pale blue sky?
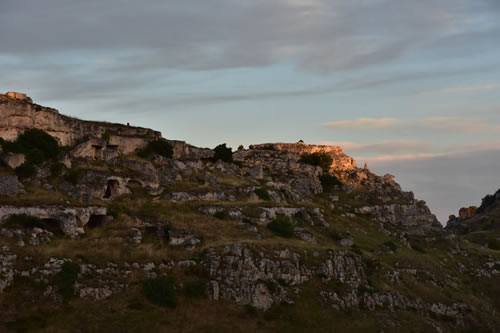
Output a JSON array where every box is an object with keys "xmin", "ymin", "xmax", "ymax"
[{"xmin": 2, "ymin": 0, "xmax": 500, "ymax": 221}]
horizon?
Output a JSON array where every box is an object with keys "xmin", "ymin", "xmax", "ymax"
[{"xmin": 3, "ymin": 0, "xmax": 500, "ymax": 223}]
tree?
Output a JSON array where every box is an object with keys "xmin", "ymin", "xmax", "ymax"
[{"xmin": 213, "ymin": 144, "xmax": 233, "ymax": 163}]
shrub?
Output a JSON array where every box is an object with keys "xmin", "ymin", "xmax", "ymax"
[
  {"xmin": 383, "ymin": 241, "xmax": 397, "ymax": 252},
  {"xmin": 15, "ymin": 163, "xmax": 36, "ymax": 178},
  {"xmin": 238, "ymin": 145, "xmax": 244, "ymax": 151},
  {"xmin": 54, "ymin": 261, "xmax": 80, "ymax": 301},
  {"xmin": 0, "ymin": 129, "xmax": 59, "ymax": 165},
  {"xmin": 138, "ymin": 140, "xmax": 173, "ymax": 159},
  {"xmin": 319, "ymin": 174, "xmax": 342, "ymax": 192},
  {"xmin": 213, "ymin": 143, "xmax": 233, "ymax": 163},
  {"xmin": 267, "ymin": 216, "xmax": 294, "ymax": 238},
  {"xmin": 255, "ymin": 188, "xmax": 271, "ymax": 201},
  {"xmin": 50, "ymin": 163, "xmax": 65, "ymax": 177},
  {"xmin": 299, "ymin": 152, "xmax": 333, "ymax": 172},
  {"xmin": 3, "ymin": 214, "xmax": 45, "ymax": 229},
  {"xmin": 143, "ymin": 276, "xmax": 177, "ymax": 308},
  {"xmin": 26, "ymin": 149, "xmax": 45, "ymax": 165},
  {"xmin": 17, "ymin": 129, "xmax": 59, "ymax": 161},
  {"xmin": 64, "ymin": 168, "xmax": 83, "ymax": 185},
  {"xmin": 488, "ymin": 239, "xmax": 500, "ymax": 250},
  {"xmin": 183, "ymin": 280, "xmax": 206, "ymax": 298}
]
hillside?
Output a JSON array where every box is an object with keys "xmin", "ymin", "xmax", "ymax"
[{"xmin": 0, "ymin": 92, "xmax": 499, "ymax": 333}]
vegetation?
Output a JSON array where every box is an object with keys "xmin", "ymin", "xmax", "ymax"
[
  {"xmin": 319, "ymin": 174, "xmax": 343, "ymax": 192},
  {"xmin": 0, "ymin": 129, "xmax": 59, "ymax": 163},
  {"xmin": 488, "ymin": 239, "xmax": 500, "ymax": 250},
  {"xmin": 64, "ymin": 168, "xmax": 83, "ymax": 185},
  {"xmin": 299, "ymin": 152, "xmax": 333, "ymax": 172},
  {"xmin": 138, "ymin": 139, "xmax": 173, "ymax": 159},
  {"xmin": 143, "ymin": 276, "xmax": 177, "ymax": 308},
  {"xmin": 3, "ymin": 214, "xmax": 45, "ymax": 229},
  {"xmin": 255, "ymin": 188, "xmax": 271, "ymax": 201},
  {"xmin": 54, "ymin": 261, "xmax": 81, "ymax": 301},
  {"xmin": 213, "ymin": 143, "xmax": 233, "ymax": 163},
  {"xmin": 267, "ymin": 216, "xmax": 295, "ymax": 238},
  {"xmin": 183, "ymin": 280, "xmax": 207, "ymax": 298},
  {"xmin": 15, "ymin": 163, "xmax": 36, "ymax": 178}
]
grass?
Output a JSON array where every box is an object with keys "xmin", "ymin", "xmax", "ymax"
[{"xmin": 143, "ymin": 275, "xmax": 177, "ymax": 308}]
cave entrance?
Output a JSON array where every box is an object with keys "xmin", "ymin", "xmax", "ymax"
[
  {"xmin": 41, "ymin": 218, "xmax": 65, "ymax": 236},
  {"xmin": 103, "ymin": 179, "xmax": 120, "ymax": 199},
  {"xmin": 86, "ymin": 214, "xmax": 107, "ymax": 230}
]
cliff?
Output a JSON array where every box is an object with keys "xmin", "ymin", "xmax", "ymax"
[
  {"xmin": 0, "ymin": 93, "xmax": 161, "ymax": 155},
  {"xmin": 0, "ymin": 95, "xmax": 499, "ymax": 333}
]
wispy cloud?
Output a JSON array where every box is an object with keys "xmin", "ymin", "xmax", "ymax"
[
  {"xmin": 323, "ymin": 117, "xmax": 500, "ymax": 133},
  {"xmin": 323, "ymin": 118, "xmax": 400, "ymax": 129},
  {"xmin": 319, "ymin": 140, "xmax": 432, "ymax": 154},
  {"xmin": 416, "ymin": 83, "xmax": 500, "ymax": 96}
]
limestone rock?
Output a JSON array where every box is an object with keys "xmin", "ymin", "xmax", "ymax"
[
  {"xmin": 0, "ymin": 205, "xmax": 108, "ymax": 238},
  {"xmin": 0, "ymin": 93, "xmax": 160, "ymax": 153},
  {"xmin": 163, "ymin": 191, "xmax": 236, "ymax": 202},
  {"xmin": 5, "ymin": 92, "xmax": 32, "ymax": 103},
  {"xmin": 249, "ymin": 165, "xmax": 264, "ymax": 179},
  {"xmin": 0, "ymin": 246, "xmax": 16, "ymax": 292},
  {"xmin": 2, "ymin": 152, "xmax": 26, "ymax": 169},
  {"xmin": 167, "ymin": 230, "xmax": 200, "ymax": 249},
  {"xmin": 0, "ymin": 175, "xmax": 25, "ymax": 196}
]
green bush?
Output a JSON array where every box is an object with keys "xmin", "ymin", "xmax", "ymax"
[
  {"xmin": 213, "ymin": 144, "xmax": 233, "ymax": 163},
  {"xmin": 183, "ymin": 280, "xmax": 206, "ymax": 298},
  {"xmin": 0, "ymin": 129, "xmax": 59, "ymax": 165},
  {"xmin": 255, "ymin": 188, "xmax": 271, "ymax": 201},
  {"xmin": 267, "ymin": 216, "xmax": 294, "ymax": 238},
  {"xmin": 319, "ymin": 174, "xmax": 342, "ymax": 192},
  {"xmin": 143, "ymin": 276, "xmax": 177, "ymax": 308},
  {"xmin": 138, "ymin": 140, "xmax": 173, "ymax": 159},
  {"xmin": 54, "ymin": 261, "xmax": 80, "ymax": 301},
  {"xmin": 299, "ymin": 152, "xmax": 333, "ymax": 172},
  {"xmin": 3, "ymin": 214, "xmax": 45, "ymax": 229},
  {"xmin": 15, "ymin": 163, "xmax": 36, "ymax": 178}
]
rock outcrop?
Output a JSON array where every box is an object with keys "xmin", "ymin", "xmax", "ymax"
[
  {"xmin": 247, "ymin": 142, "xmax": 357, "ymax": 172},
  {"xmin": 0, "ymin": 206, "xmax": 108, "ymax": 238},
  {"xmin": 0, "ymin": 93, "xmax": 161, "ymax": 155}
]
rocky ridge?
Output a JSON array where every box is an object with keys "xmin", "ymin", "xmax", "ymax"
[{"xmin": 0, "ymin": 93, "xmax": 499, "ymax": 332}]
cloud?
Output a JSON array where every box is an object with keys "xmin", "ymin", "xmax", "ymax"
[
  {"xmin": 324, "ymin": 117, "xmax": 500, "ymax": 133},
  {"xmin": 367, "ymin": 147, "xmax": 500, "ymax": 223},
  {"xmin": 319, "ymin": 140, "xmax": 432, "ymax": 155},
  {"xmin": 323, "ymin": 118, "xmax": 400, "ymax": 129},
  {"xmin": 416, "ymin": 83, "xmax": 500, "ymax": 96}
]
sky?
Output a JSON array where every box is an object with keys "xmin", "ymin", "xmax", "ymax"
[{"xmin": 2, "ymin": 0, "xmax": 500, "ymax": 222}]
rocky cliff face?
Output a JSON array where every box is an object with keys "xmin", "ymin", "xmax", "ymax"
[
  {"xmin": 248, "ymin": 142, "xmax": 357, "ymax": 171},
  {"xmin": 0, "ymin": 92, "xmax": 161, "ymax": 155},
  {"xmin": 447, "ymin": 189, "xmax": 500, "ymax": 235},
  {"xmin": 0, "ymin": 97, "xmax": 499, "ymax": 332}
]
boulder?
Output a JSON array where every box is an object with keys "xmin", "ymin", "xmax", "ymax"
[{"xmin": 458, "ymin": 206, "xmax": 478, "ymax": 219}]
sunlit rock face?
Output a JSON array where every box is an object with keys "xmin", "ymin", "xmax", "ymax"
[
  {"xmin": 248, "ymin": 142, "xmax": 357, "ymax": 172},
  {"xmin": 0, "ymin": 93, "xmax": 161, "ymax": 155},
  {"xmin": 5, "ymin": 92, "xmax": 33, "ymax": 103}
]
